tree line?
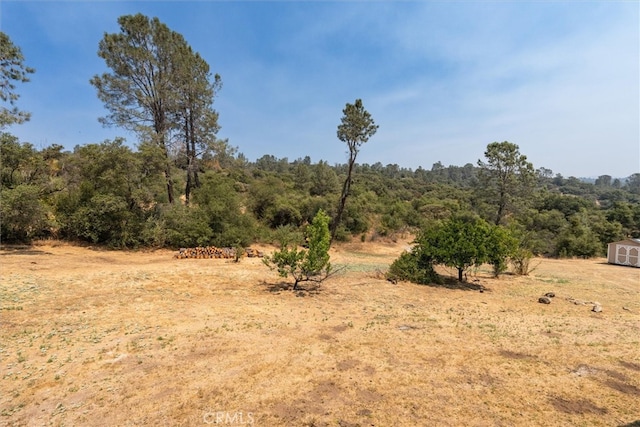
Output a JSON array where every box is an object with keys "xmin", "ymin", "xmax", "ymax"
[{"xmin": 2, "ymin": 16, "xmax": 639, "ymax": 270}]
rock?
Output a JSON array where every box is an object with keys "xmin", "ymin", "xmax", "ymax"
[
  {"xmin": 545, "ymin": 292, "xmax": 555, "ymax": 298},
  {"xmin": 592, "ymin": 303, "xmax": 602, "ymax": 313},
  {"xmin": 538, "ymin": 296, "xmax": 551, "ymax": 304}
]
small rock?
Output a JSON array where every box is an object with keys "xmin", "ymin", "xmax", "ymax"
[
  {"xmin": 592, "ymin": 303, "xmax": 602, "ymax": 313},
  {"xmin": 538, "ymin": 296, "xmax": 551, "ymax": 304},
  {"xmin": 545, "ymin": 292, "xmax": 555, "ymax": 298}
]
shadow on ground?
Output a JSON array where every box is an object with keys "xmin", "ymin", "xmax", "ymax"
[
  {"xmin": 0, "ymin": 246, "xmax": 53, "ymax": 256},
  {"xmin": 416, "ymin": 277, "xmax": 487, "ymax": 292},
  {"xmin": 261, "ymin": 280, "xmax": 322, "ymax": 295}
]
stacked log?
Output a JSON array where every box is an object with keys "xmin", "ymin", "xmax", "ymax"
[{"xmin": 174, "ymin": 246, "xmax": 264, "ymax": 259}]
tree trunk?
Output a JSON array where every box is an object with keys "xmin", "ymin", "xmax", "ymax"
[
  {"xmin": 185, "ymin": 164, "xmax": 192, "ymax": 205},
  {"xmin": 331, "ymin": 158, "xmax": 355, "ymax": 243},
  {"xmin": 164, "ymin": 165, "xmax": 174, "ymax": 204},
  {"xmin": 458, "ymin": 268, "xmax": 464, "ymax": 282},
  {"xmin": 495, "ymin": 189, "xmax": 506, "ymax": 225}
]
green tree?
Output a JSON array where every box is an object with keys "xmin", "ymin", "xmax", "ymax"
[
  {"xmin": 310, "ymin": 160, "xmax": 339, "ymax": 197},
  {"xmin": 486, "ymin": 225, "xmax": 519, "ymax": 277},
  {"xmin": 1, "ymin": 134, "xmax": 43, "ymax": 188},
  {"xmin": 397, "ymin": 214, "xmax": 502, "ymax": 283},
  {"xmin": 0, "ymin": 184, "xmax": 49, "ymax": 242},
  {"xmin": 0, "ymin": 32, "xmax": 35, "ymax": 128},
  {"xmin": 388, "ymin": 241, "xmax": 440, "ymax": 285},
  {"xmin": 91, "ymin": 14, "xmax": 218, "ymax": 204},
  {"xmin": 477, "ymin": 141, "xmax": 535, "ymax": 225},
  {"xmin": 332, "ymin": 99, "xmax": 378, "ymax": 242},
  {"xmin": 430, "ymin": 215, "xmax": 493, "ymax": 281},
  {"xmin": 161, "ymin": 204, "xmax": 213, "ymax": 248},
  {"xmin": 172, "ymin": 45, "xmax": 223, "ymax": 204},
  {"xmin": 263, "ymin": 209, "xmax": 332, "ymax": 290},
  {"xmin": 595, "ymin": 175, "xmax": 612, "ymax": 187},
  {"xmin": 56, "ymin": 139, "xmax": 147, "ymax": 247},
  {"xmin": 292, "ymin": 161, "xmax": 312, "ymax": 192},
  {"xmin": 555, "ymin": 209, "xmax": 602, "ymax": 258},
  {"xmin": 626, "ymin": 173, "xmax": 640, "ymax": 195},
  {"xmin": 192, "ymin": 172, "xmax": 256, "ymax": 247}
]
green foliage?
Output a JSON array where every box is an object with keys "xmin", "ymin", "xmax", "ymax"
[
  {"xmin": 302, "ymin": 209, "xmax": 331, "ymax": 275},
  {"xmin": 161, "ymin": 204, "xmax": 213, "ymax": 248},
  {"xmin": 555, "ymin": 210, "xmax": 603, "ymax": 258},
  {"xmin": 486, "ymin": 225, "xmax": 519, "ymax": 277},
  {"xmin": 0, "ymin": 185, "xmax": 49, "ymax": 242},
  {"xmin": 0, "ymin": 113, "xmax": 633, "ymax": 258},
  {"xmin": 0, "ymin": 32, "xmax": 35, "ymax": 128},
  {"xmin": 91, "ymin": 13, "xmax": 219, "ymax": 204},
  {"xmin": 391, "ymin": 215, "xmax": 517, "ymax": 283},
  {"xmin": 626, "ymin": 173, "xmax": 640, "ymax": 195},
  {"xmin": 336, "ymin": 99, "xmax": 379, "ymax": 151},
  {"xmin": 333, "ymin": 98, "xmax": 378, "ymax": 241},
  {"xmin": 192, "ymin": 172, "xmax": 256, "ymax": 247},
  {"xmin": 66, "ymin": 193, "xmax": 142, "ymax": 248},
  {"xmin": 339, "ymin": 199, "xmax": 370, "ymax": 236},
  {"xmin": 310, "ymin": 161, "xmax": 339, "ymax": 197},
  {"xmin": 477, "ymin": 141, "xmax": 535, "ymax": 225},
  {"xmin": 388, "ymin": 249, "xmax": 440, "ymax": 285},
  {"xmin": 379, "ymin": 201, "xmax": 410, "ymax": 236},
  {"xmin": 263, "ymin": 210, "xmax": 332, "ymax": 289},
  {"xmin": 52, "ymin": 139, "xmax": 151, "ymax": 248},
  {"xmin": 426, "ymin": 214, "xmax": 493, "ymax": 281},
  {"xmin": 510, "ymin": 248, "xmax": 536, "ymax": 276}
]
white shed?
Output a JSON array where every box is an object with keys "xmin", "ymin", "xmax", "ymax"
[{"xmin": 607, "ymin": 239, "xmax": 640, "ymax": 268}]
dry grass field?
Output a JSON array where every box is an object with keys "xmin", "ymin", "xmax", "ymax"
[{"xmin": 1, "ymin": 239, "xmax": 639, "ymax": 426}]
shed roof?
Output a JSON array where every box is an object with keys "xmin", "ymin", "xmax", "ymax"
[{"xmin": 609, "ymin": 238, "xmax": 640, "ymax": 246}]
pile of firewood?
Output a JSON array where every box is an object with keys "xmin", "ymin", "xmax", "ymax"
[{"xmin": 174, "ymin": 246, "xmax": 264, "ymax": 259}]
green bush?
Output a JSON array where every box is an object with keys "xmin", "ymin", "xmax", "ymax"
[
  {"xmin": 162, "ymin": 204, "xmax": 213, "ymax": 248},
  {"xmin": 263, "ymin": 209, "xmax": 332, "ymax": 290},
  {"xmin": 0, "ymin": 185, "xmax": 50, "ymax": 242},
  {"xmin": 388, "ymin": 250, "xmax": 439, "ymax": 285},
  {"xmin": 66, "ymin": 194, "xmax": 142, "ymax": 248}
]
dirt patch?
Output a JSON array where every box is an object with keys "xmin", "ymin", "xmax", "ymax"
[
  {"xmin": 620, "ymin": 361, "xmax": 640, "ymax": 372},
  {"xmin": 571, "ymin": 364, "xmax": 600, "ymax": 377},
  {"xmin": 603, "ymin": 379, "xmax": 640, "ymax": 396},
  {"xmin": 336, "ymin": 358, "xmax": 361, "ymax": 371},
  {"xmin": 500, "ymin": 350, "xmax": 538, "ymax": 360},
  {"xmin": 550, "ymin": 396, "xmax": 608, "ymax": 415}
]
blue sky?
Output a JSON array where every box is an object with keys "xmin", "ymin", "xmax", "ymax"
[{"xmin": 2, "ymin": 1, "xmax": 639, "ymax": 178}]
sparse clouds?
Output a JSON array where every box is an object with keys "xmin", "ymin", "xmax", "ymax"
[{"xmin": 2, "ymin": 1, "xmax": 638, "ymax": 176}]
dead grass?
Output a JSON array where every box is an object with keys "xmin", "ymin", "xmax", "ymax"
[{"xmin": 1, "ymin": 239, "xmax": 639, "ymax": 426}]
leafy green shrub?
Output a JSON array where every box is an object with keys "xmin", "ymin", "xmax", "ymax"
[
  {"xmin": 390, "ymin": 214, "xmax": 517, "ymax": 283},
  {"xmin": 486, "ymin": 225, "xmax": 519, "ymax": 277},
  {"xmin": 387, "ymin": 249, "xmax": 439, "ymax": 285},
  {"xmin": 263, "ymin": 209, "xmax": 332, "ymax": 290},
  {"xmin": 510, "ymin": 247, "xmax": 536, "ymax": 276},
  {"xmin": 193, "ymin": 172, "xmax": 256, "ymax": 247},
  {"xmin": 162, "ymin": 204, "xmax": 213, "ymax": 248},
  {"xmin": 0, "ymin": 184, "xmax": 50, "ymax": 242},
  {"xmin": 66, "ymin": 194, "xmax": 142, "ymax": 248}
]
